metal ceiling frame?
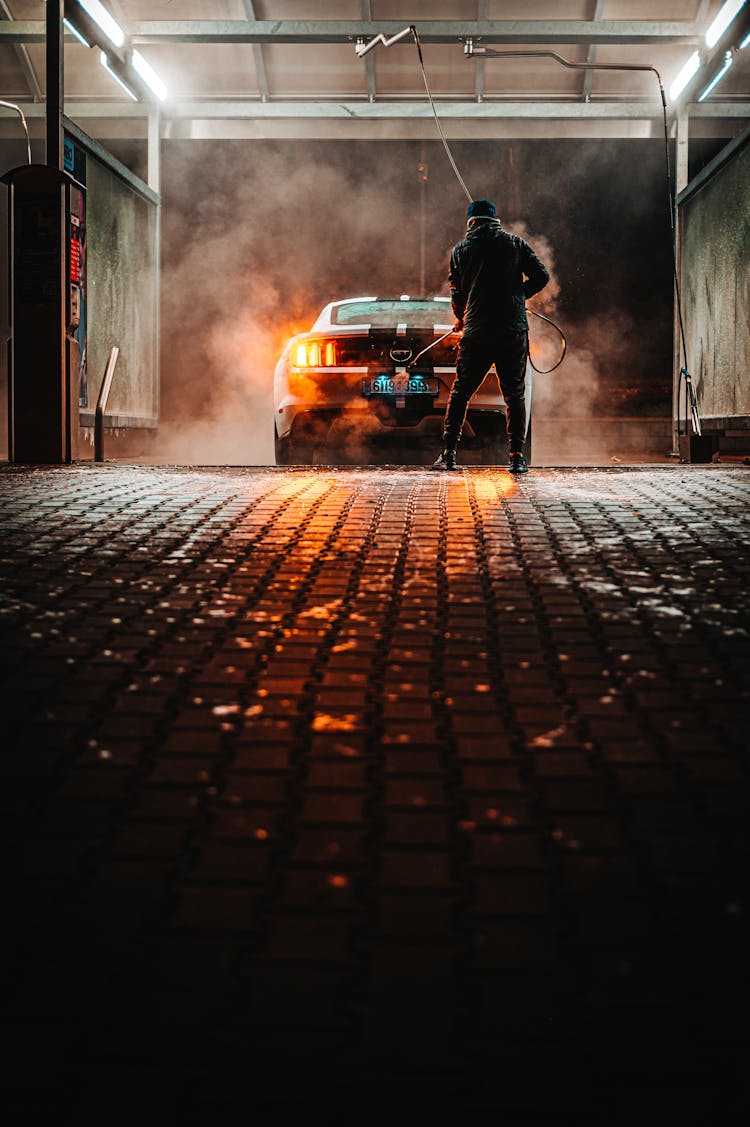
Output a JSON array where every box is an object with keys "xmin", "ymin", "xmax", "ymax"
[
  {"xmin": 0, "ymin": 18, "xmax": 704, "ymax": 47},
  {"xmin": 0, "ymin": 10, "xmax": 747, "ymax": 136},
  {"xmin": 13, "ymin": 100, "xmax": 746, "ymax": 119},
  {"xmin": 4, "ymin": 95, "xmax": 747, "ymax": 145}
]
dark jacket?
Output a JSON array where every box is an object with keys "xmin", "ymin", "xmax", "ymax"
[{"xmin": 449, "ymin": 217, "xmax": 550, "ymax": 335}]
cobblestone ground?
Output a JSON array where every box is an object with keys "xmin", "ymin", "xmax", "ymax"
[{"xmin": 1, "ymin": 464, "xmax": 749, "ymax": 1123}]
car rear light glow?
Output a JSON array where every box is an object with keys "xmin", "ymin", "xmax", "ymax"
[
  {"xmin": 292, "ymin": 342, "xmax": 309, "ymax": 366},
  {"xmin": 292, "ymin": 341, "xmax": 339, "ymax": 367}
]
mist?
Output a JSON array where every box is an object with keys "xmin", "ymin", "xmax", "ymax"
[{"xmin": 151, "ymin": 138, "xmax": 675, "ymax": 466}]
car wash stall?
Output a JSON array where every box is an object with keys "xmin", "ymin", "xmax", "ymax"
[
  {"xmin": 1, "ymin": 5, "xmax": 750, "ymax": 1125},
  {"xmin": 1, "ymin": 2, "xmax": 748, "ymax": 466}
]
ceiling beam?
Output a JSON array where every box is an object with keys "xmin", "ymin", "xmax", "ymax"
[
  {"xmin": 7, "ymin": 101, "xmax": 744, "ymax": 142},
  {"xmin": 581, "ymin": 0, "xmax": 606, "ymax": 103},
  {"xmin": 18, "ymin": 100, "xmax": 744, "ymax": 120},
  {"xmin": 0, "ymin": 19, "xmax": 702, "ymax": 46},
  {"xmin": 243, "ymin": 1, "xmax": 269, "ymax": 102},
  {"xmin": 127, "ymin": 20, "xmax": 704, "ymax": 47},
  {"xmin": 696, "ymin": 0, "xmax": 713, "ymax": 29}
]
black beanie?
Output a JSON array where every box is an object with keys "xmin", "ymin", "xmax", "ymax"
[{"xmin": 467, "ymin": 199, "xmax": 496, "ymax": 219}]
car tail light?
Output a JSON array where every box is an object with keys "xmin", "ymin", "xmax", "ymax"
[{"xmin": 291, "ymin": 340, "xmax": 339, "ymax": 367}]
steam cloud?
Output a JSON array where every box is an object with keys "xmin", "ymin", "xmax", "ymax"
[
  {"xmin": 127, "ymin": 138, "xmax": 674, "ymax": 468},
  {"xmin": 156, "ymin": 142, "xmax": 451, "ymax": 465}
]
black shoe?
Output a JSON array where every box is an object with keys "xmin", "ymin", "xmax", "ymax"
[
  {"xmin": 508, "ymin": 451, "xmax": 529, "ymax": 474},
  {"xmin": 431, "ymin": 449, "xmax": 457, "ymax": 471}
]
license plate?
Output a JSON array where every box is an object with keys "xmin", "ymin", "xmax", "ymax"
[{"xmin": 363, "ymin": 375, "xmax": 437, "ymax": 396}]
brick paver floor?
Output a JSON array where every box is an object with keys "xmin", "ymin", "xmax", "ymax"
[{"xmin": 1, "ymin": 464, "xmax": 748, "ymax": 1122}]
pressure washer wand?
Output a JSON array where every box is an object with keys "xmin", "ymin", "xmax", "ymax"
[
  {"xmin": 407, "ymin": 327, "xmax": 459, "ymax": 370},
  {"xmin": 682, "ymin": 367, "xmax": 702, "ymax": 436}
]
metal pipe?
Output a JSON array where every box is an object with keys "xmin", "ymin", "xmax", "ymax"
[
  {"xmin": 95, "ymin": 346, "xmax": 119, "ymax": 462},
  {"xmin": 464, "ymin": 42, "xmax": 665, "ymax": 85},
  {"xmin": 355, "ymin": 25, "xmax": 412, "ymax": 57}
]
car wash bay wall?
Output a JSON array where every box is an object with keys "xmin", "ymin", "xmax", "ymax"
[
  {"xmin": 79, "ymin": 137, "xmax": 159, "ymax": 436},
  {"xmin": 158, "ymin": 137, "xmax": 677, "ymax": 445},
  {"xmin": 678, "ymin": 127, "xmax": 750, "ymax": 444}
]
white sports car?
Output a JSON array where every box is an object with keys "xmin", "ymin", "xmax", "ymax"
[{"xmin": 273, "ymin": 295, "xmax": 531, "ymax": 465}]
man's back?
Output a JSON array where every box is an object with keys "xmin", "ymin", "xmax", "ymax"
[{"xmin": 449, "ymin": 218, "xmax": 549, "ymax": 335}]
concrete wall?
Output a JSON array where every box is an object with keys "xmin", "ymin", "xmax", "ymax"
[
  {"xmin": 86, "ymin": 155, "xmax": 159, "ymax": 422},
  {"xmin": 679, "ymin": 135, "xmax": 750, "ymax": 422}
]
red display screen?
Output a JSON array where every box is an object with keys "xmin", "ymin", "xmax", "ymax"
[{"xmin": 69, "ymin": 217, "xmax": 80, "ymax": 285}]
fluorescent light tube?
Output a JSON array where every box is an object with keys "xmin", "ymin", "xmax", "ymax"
[
  {"xmin": 669, "ymin": 50, "xmax": 701, "ymax": 100},
  {"xmin": 63, "ymin": 18, "xmax": 91, "ymax": 48},
  {"xmin": 740, "ymin": 28, "xmax": 750, "ymax": 48},
  {"xmin": 132, "ymin": 49, "xmax": 168, "ymax": 101},
  {"xmin": 705, "ymin": 0, "xmax": 746, "ymax": 48},
  {"xmin": 81, "ymin": 0, "xmax": 125, "ymax": 48},
  {"xmin": 100, "ymin": 51, "xmax": 137, "ymax": 101},
  {"xmin": 698, "ymin": 51, "xmax": 734, "ymax": 100}
]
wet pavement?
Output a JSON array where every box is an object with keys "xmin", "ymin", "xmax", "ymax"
[{"xmin": 2, "ymin": 463, "xmax": 749, "ymax": 1123}]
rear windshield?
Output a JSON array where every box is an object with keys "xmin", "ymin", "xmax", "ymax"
[{"xmin": 332, "ymin": 300, "xmax": 452, "ymax": 328}]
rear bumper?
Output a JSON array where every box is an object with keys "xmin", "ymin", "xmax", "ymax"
[
  {"xmin": 274, "ymin": 368, "xmax": 504, "ymax": 443},
  {"xmin": 280, "ymin": 405, "xmax": 506, "ymax": 448}
]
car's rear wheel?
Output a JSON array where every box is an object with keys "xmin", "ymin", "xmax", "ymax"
[
  {"xmin": 285, "ymin": 412, "xmax": 335, "ymax": 466},
  {"xmin": 274, "ymin": 426, "xmax": 293, "ymax": 466}
]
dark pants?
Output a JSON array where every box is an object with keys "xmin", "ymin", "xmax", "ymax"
[{"xmin": 443, "ymin": 329, "xmax": 528, "ymax": 452}]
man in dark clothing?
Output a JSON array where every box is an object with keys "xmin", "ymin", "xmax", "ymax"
[{"xmin": 432, "ymin": 198, "xmax": 550, "ymax": 474}]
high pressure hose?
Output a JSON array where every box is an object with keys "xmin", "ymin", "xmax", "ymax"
[
  {"xmin": 357, "ymin": 27, "xmax": 568, "ymax": 375},
  {"xmin": 409, "ymin": 26, "xmax": 473, "ymax": 204},
  {"xmin": 356, "ymin": 32, "xmax": 700, "ymax": 405},
  {"xmin": 526, "ymin": 308, "xmax": 567, "ymax": 373},
  {"xmin": 408, "ymin": 310, "xmax": 566, "ymax": 374},
  {"xmin": 465, "ymin": 45, "xmax": 697, "ymax": 431}
]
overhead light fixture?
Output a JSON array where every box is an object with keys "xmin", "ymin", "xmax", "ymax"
[
  {"xmin": 80, "ymin": 0, "xmax": 125, "ymax": 49},
  {"xmin": 131, "ymin": 49, "xmax": 168, "ymax": 101},
  {"xmin": 705, "ymin": 0, "xmax": 746, "ymax": 49},
  {"xmin": 669, "ymin": 50, "xmax": 701, "ymax": 100},
  {"xmin": 698, "ymin": 50, "xmax": 734, "ymax": 100},
  {"xmin": 740, "ymin": 28, "xmax": 750, "ymax": 48},
  {"xmin": 63, "ymin": 18, "xmax": 92, "ymax": 48},
  {"xmin": 99, "ymin": 51, "xmax": 137, "ymax": 101}
]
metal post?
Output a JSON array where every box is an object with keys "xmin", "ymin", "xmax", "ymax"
[
  {"xmin": 671, "ymin": 107, "xmax": 689, "ymax": 453},
  {"xmin": 46, "ymin": 0, "xmax": 63, "ymax": 169},
  {"xmin": 95, "ymin": 346, "xmax": 119, "ymax": 462},
  {"xmin": 148, "ymin": 108, "xmax": 162, "ymax": 423},
  {"xmin": 418, "ymin": 149, "xmax": 427, "ymax": 294}
]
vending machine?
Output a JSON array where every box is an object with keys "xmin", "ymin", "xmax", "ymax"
[{"xmin": 3, "ymin": 153, "xmax": 86, "ymax": 463}]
